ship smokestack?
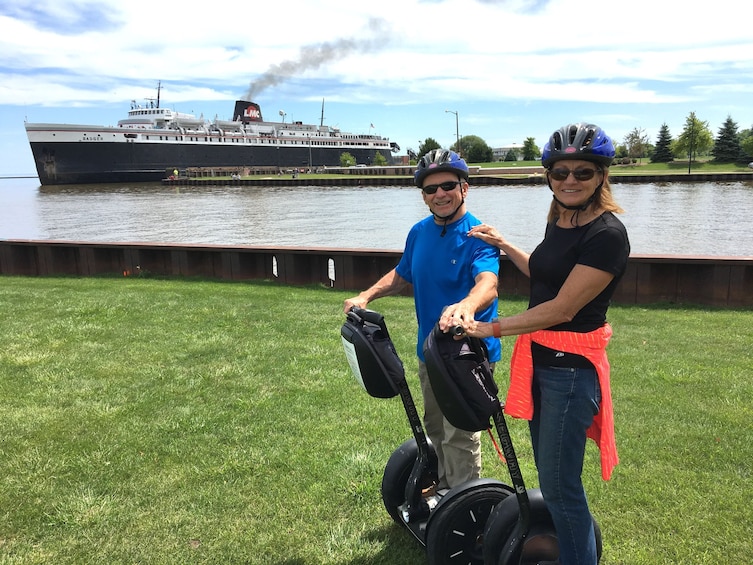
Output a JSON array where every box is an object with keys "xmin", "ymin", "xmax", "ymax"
[{"xmin": 233, "ymin": 101, "xmax": 263, "ymax": 123}]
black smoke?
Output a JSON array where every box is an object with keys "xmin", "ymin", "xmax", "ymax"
[{"xmin": 243, "ymin": 18, "xmax": 390, "ymax": 101}]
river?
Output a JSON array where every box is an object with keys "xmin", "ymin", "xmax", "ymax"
[{"xmin": 1, "ymin": 177, "xmax": 752, "ymax": 257}]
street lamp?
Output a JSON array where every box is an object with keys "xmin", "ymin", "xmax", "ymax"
[
  {"xmin": 445, "ymin": 109, "xmax": 459, "ymax": 154},
  {"xmin": 279, "ymin": 110, "xmax": 286, "ymax": 124},
  {"xmin": 308, "ymin": 133, "xmax": 313, "ymax": 170}
]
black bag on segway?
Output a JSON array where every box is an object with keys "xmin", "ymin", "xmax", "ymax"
[
  {"xmin": 422, "ymin": 324, "xmax": 500, "ymax": 432},
  {"xmin": 341, "ymin": 307, "xmax": 404, "ymax": 399}
]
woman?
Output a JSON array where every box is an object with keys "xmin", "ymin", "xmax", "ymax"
[{"xmin": 441, "ymin": 123, "xmax": 630, "ymax": 565}]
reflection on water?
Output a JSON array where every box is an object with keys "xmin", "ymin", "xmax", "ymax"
[{"xmin": 2, "ymin": 177, "xmax": 753, "ymax": 256}]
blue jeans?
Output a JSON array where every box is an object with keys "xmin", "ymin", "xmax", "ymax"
[{"xmin": 529, "ymin": 365, "xmax": 601, "ymax": 565}]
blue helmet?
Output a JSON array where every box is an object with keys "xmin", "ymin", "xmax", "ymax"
[
  {"xmin": 541, "ymin": 123, "xmax": 615, "ymax": 168},
  {"xmin": 414, "ymin": 149, "xmax": 469, "ymax": 187}
]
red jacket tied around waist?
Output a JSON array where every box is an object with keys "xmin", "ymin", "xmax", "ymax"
[{"xmin": 506, "ymin": 324, "xmax": 618, "ymax": 480}]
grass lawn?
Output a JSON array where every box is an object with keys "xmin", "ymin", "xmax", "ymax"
[
  {"xmin": 189, "ymin": 159, "xmax": 753, "ymax": 182},
  {"xmin": 1, "ymin": 276, "xmax": 751, "ymax": 564}
]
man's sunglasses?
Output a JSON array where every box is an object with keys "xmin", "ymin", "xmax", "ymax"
[
  {"xmin": 548, "ymin": 167, "xmax": 601, "ymax": 182},
  {"xmin": 422, "ymin": 180, "xmax": 462, "ymax": 194}
]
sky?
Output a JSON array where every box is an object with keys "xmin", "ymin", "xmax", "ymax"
[{"xmin": 1, "ymin": 0, "xmax": 752, "ymax": 177}]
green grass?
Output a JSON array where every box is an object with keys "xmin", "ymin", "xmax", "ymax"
[
  {"xmin": 200, "ymin": 159, "xmax": 752, "ymax": 181},
  {"xmin": 1, "ymin": 276, "xmax": 751, "ymax": 564}
]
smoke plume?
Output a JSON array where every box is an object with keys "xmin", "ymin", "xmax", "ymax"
[{"xmin": 243, "ymin": 18, "xmax": 390, "ymax": 101}]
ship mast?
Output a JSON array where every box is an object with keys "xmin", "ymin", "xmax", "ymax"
[{"xmin": 145, "ymin": 81, "xmax": 162, "ymax": 109}]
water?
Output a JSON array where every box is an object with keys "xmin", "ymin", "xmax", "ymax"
[{"xmin": 1, "ymin": 177, "xmax": 752, "ymax": 257}]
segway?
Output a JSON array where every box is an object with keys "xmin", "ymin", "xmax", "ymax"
[
  {"xmin": 341, "ymin": 307, "xmax": 514, "ymax": 565},
  {"xmin": 422, "ymin": 324, "xmax": 603, "ymax": 565}
]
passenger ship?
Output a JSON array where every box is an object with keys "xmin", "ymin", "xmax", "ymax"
[{"xmin": 25, "ymin": 91, "xmax": 399, "ymax": 185}]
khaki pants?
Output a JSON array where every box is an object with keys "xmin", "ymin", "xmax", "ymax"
[{"xmin": 418, "ymin": 360, "xmax": 489, "ymax": 489}]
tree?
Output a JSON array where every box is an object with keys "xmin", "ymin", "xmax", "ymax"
[
  {"xmin": 522, "ymin": 137, "xmax": 540, "ymax": 161},
  {"xmin": 711, "ymin": 115, "xmax": 744, "ymax": 163},
  {"xmin": 339, "ymin": 152, "xmax": 356, "ymax": 167},
  {"xmin": 504, "ymin": 148, "xmax": 518, "ymax": 162},
  {"xmin": 455, "ymin": 135, "xmax": 493, "ymax": 163},
  {"xmin": 651, "ymin": 123, "xmax": 674, "ymax": 163},
  {"xmin": 624, "ymin": 127, "xmax": 650, "ymax": 162},
  {"xmin": 741, "ymin": 126, "xmax": 753, "ymax": 160},
  {"xmin": 417, "ymin": 137, "xmax": 441, "ymax": 158},
  {"xmin": 674, "ymin": 112, "xmax": 713, "ymax": 168},
  {"xmin": 372, "ymin": 152, "xmax": 387, "ymax": 166}
]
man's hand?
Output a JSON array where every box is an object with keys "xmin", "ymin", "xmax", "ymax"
[
  {"xmin": 343, "ymin": 296, "xmax": 368, "ymax": 314},
  {"xmin": 438, "ymin": 302, "xmax": 479, "ymax": 334}
]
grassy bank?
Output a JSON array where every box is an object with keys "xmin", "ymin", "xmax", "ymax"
[
  {"xmin": 1, "ymin": 276, "xmax": 751, "ymax": 564},
  {"xmin": 475, "ymin": 159, "xmax": 753, "ymax": 175},
  {"xmin": 186, "ymin": 160, "xmax": 753, "ymax": 182}
]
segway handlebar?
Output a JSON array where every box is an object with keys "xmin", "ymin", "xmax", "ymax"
[{"xmin": 347, "ymin": 306, "xmax": 385, "ymax": 326}]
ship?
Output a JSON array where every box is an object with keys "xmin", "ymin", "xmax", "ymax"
[{"xmin": 24, "ymin": 88, "xmax": 400, "ymax": 185}]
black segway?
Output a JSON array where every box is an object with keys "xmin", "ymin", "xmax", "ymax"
[
  {"xmin": 341, "ymin": 307, "xmax": 514, "ymax": 565},
  {"xmin": 422, "ymin": 324, "xmax": 603, "ymax": 565}
]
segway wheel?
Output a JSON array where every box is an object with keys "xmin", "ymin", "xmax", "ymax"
[
  {"xmin": 381, "ymin": 438, "xmax": 437, "ymax": 524},
  {"xmin": 482, "ymin": 489, "xmax": 604, "ymax": 565},
  {"xmin": 425, "ymin": 483, "xmax": 513, "ymax": 565}
]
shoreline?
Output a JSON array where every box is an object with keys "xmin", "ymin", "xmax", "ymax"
[
  {"xmin": 162, "ymin": 171, "xmax": 753, "ymax": 187},
  {"xmin": 1, "ymin": 239, "xmax": 750, "ymax": 308}
]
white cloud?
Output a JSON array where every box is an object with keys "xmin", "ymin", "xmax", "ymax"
[{"xmin": 1, "ymin": 0, "xmax": 752, "ymax": 175}]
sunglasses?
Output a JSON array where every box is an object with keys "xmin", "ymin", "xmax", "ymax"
[
  {"xmin": 422, "ymin": 180, "xmax": 462, "ymax": 194},
  {"xmin": 548, "ymin": 167, "xmax": 601, "ymax": 182}
]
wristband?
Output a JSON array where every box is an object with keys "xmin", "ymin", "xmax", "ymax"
[{"xmin": 491, "ymin": 318, "xmax": 501, "ymax": 338}]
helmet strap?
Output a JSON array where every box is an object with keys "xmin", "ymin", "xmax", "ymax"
[
  {"xmin": 434, "ymin": 198, "xmax": 465, "ymax": 236},
  {"xmin": 548, "ymin": 179, "xmax": 603, "ymax": 226},
  {"xmin": 433, "ymin": 180, "xmax": 467, "ymax": 236}
]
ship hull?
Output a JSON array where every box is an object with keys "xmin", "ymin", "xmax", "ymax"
[{"xmin": 27, "ymin": 138, "xmax": 395, "ymax": 185}]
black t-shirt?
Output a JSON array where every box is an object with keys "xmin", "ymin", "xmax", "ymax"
[{"xmin": 528, "ymin": 212, "xmax": 630, "ymax": 333}]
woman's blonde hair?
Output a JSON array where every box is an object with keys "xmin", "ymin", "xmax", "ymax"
[{"xmin": 546, "ymin": 168, "xmax": 624, "ymax": 224}]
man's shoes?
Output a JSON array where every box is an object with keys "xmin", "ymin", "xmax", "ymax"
[{"xmin": 421, "ymin": 484, "xmax": 437, "ymax": 498}]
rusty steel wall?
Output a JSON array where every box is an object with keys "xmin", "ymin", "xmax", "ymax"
[{"xmin": 1, "ymin": 240, "xmax": 751, "ymax": 307}]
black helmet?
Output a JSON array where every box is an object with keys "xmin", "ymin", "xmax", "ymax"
[
  {"xmin": 541, "ymin": 123, "xmax": 615, "ymax": 168},
  {"xmin": 414, "ymin": 149, "xmax": 469, "ymax": 188}
]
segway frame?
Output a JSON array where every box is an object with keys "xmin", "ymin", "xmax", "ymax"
[
  {"xmin": 341, "ymin": 307, "xmax": 515, "ymax": 564},
  {"xmin": 422, "ymin": 323, "xmax": 602, "ymax": 565},
  {"xmin": 341, "ymin": 307, "xmax": 438, "ymax": 528}
]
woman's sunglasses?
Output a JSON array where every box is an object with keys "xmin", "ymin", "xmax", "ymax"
[
  {"xmin": 548, "ymin": 167, "xmax": 601, "ymax": 182},
  {"xmin": 422, "ymin": 180, "xmax": 462, "ymax": 194}
]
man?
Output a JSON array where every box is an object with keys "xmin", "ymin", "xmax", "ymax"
[{"xmin": 343, "ymin": 149, "xmax": 501, "ymax": 489}]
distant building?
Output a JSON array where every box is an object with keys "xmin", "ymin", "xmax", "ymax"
[{"xmin": 493, "ymin": 143, "xmax": 525, "ymax": 162}]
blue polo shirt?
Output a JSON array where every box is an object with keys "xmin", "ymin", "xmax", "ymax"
[{"xmin": 396, "ymin": 211, "xmax": 501, "ymax": 362}]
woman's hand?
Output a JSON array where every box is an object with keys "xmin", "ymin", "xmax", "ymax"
[{"xmin": 468, "ymin": 223, "xmax": 507, "ymax": 250}]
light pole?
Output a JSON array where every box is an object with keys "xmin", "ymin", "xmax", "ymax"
[
  {"xmin": 279, "ymin": 110, "xmax": 286, "ymax": 124},
  {"xmin": 445, "ymin": 109, "xmax": 459, "ymax": 154},
  {"xmin": 308, "ymin": 133, "xmax": 313, "ymax": 171}
]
